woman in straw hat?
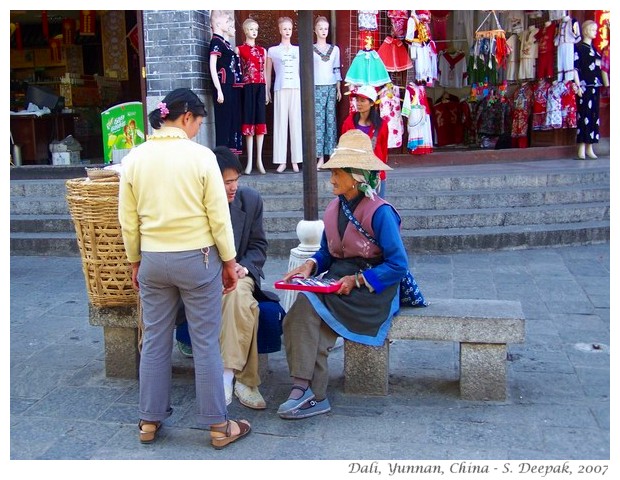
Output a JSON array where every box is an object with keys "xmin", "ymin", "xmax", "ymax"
[{"xmin": 276, "ymin": 130, "xmax": 408, "ymax": 419}]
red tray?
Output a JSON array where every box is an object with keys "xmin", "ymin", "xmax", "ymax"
[{"xmin": 274, "ymin": 276, "xmax": 342, "ymax": 293}]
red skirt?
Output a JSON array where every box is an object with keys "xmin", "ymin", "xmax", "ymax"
[{"xmin": 377, "ymin": 36, "xmax": 412, "ymax": 72}]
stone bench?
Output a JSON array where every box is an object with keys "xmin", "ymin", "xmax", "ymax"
[
  {"xmin": 343, "ymin": 298, "xmax": 525, "ymax": 401},
  {"xmin": 89, "ymin": 304, "xmax": 140, "ymax": 378},
  {"xmin": 88, "ymin": 304, "xmax": 270, "ymax": 380}
]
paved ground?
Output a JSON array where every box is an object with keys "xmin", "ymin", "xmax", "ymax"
[{"xmin": 8, "ymin": 240, "xmax": 610, "ymax": 476}]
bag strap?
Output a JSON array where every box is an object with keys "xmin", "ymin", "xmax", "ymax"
[{"xmin": 338, "ymin": 195, "xmax": 379, "ymax": 245}]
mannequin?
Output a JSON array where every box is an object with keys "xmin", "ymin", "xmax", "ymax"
[
  {"xmin": 573, "ymin": 20, "xmax": 609, "ymax": 159},
  {"xmin": 313, "ymin": 16, "xmax": 342, "ymax": 169},
  {"xmin": 236, "ymin": 18, "xmax": 267, "ymax": 174},
  {"xmin": 209, "ymin": 11, "xmax": 243, "ymax": 154},
  {"xmin": 266, "ymin": 16, "xmax": 302, "ymax": 173}
]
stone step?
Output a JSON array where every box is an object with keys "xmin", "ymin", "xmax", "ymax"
[
  {"xmin": 265, "ymin": 220, "xmax": 610, "ymax": 256},
  {"xmin": 260, "ymin": 185, "xmax": 610, "ymax": 211},
  {"xmin": 9, "ymin": 162, "xmax": 610, "ymax": 199},
  {"xmin": 9, "ymin": 220, "xmax": 611, "ymax": 258},
  {"xmin": 10, "ymin": 180, "xmax": 610, "ymax": 216},
  {"xmin": 10, "ymin": 159, "xmax": 610, "ymax": 256},
  {"xmin": 259, "ymin": 201, "xmax": 609, "ymax": 232},
  {"xmin": 10, "ymin": 214, "xmax": 74, "ymax": 233}
]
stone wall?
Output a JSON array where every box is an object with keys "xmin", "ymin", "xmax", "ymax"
[{"xmin": 142, "ymin": 10, "xmax": 215, "ymax": 146}]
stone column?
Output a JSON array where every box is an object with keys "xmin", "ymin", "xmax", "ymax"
[{"xmin": 142, "ymin": 10, "xmax": 215, "ymax": 146}]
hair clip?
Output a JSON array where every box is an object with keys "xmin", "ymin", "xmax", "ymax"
[{"xmin": 158, "ymin": 102, "xmax": 169, "ymax": 118}]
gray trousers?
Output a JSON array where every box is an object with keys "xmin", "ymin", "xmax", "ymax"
[
  {"xmin": 138, "ymin": 248, "xmax": 227, "ymax": 427},
  {"xmin": 283, "ymin": 294, "xmax": 338, "ymax": 399}
]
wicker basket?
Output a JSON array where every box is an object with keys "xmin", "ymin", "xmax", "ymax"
[{"xmin": 66, "ymin": 177, "xmax": 137, "ymax": 307}]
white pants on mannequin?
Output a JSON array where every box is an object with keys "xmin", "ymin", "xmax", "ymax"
[{"xmin": 273, "ymin": 88, "xmax": 302, "ymax": 172}]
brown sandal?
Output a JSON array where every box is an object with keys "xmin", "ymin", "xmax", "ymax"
[
  {"xmin": 210, "ymin": 419, "xmax": 251, "ymax": 450},
  {"xmin": 139, "ymin": 420, "xmax": 161, "ymax": 444}
]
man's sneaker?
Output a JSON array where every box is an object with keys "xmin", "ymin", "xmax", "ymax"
[
  {"xmin": 234, "ymin": 381, "xmax": 267, "ymax": 409},
  {"xmin": 177, "ymin": 341, "xmax": 193, "ymax": 358}
]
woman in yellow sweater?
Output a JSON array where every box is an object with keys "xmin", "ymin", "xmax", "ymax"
[{"xmin": 118, "ymin": 88, "xmax": 250, "ymax": 449}]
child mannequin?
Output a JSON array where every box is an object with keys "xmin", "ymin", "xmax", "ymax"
[
  {"xmin": 236, "ymin": 18, "xmax": 267, "ymax": 174},
  {"xmin": 574, "ymin": 20, "xmax": 609, "ymax": 159},
  {"xmin": 313, "ymin": 16, "xmax": 342, "ymax": 169},
  {"xmin": 209, "ymin": 11, "xmax": 243, "ymax": 154},
  {"xmin": 266, "ymin": 16, "xmax": 302, "ymax": 173}
]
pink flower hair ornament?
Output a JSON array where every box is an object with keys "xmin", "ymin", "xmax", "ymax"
[{"xmin": 158, "ymin": 102, "xmax": 170, "ymax": 118}]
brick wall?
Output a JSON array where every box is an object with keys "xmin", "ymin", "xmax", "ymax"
[{"xmin": 142, "ymin": 10, "xmax": 215, "ymax": 146}]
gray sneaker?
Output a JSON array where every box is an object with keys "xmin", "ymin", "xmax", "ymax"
[
  {"xmin": 177, "ymin": 341, "xmax": 193, "ymax": 358},
  {"xmin": 278, "ymin": 397, "xmax": 331, "ymax": 419}
]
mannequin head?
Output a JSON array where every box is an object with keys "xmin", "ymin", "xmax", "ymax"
[
  {"xmin": 278, "ymin": 16, "xmax": 293, "ymax": 40},
  {"xmin": 314, "ymin": 16, "xmax": 329, "ymax": 41},
  {"xmin": 581, "ymin": 20, "xmax": 597, "ymax": 42},
  {"xmin": 211, "ymin": 10, "xmax": 229, "ymax": 35},
  {"xmin": 243, "ymin": 18, "xmax": 259, "ymax": 41},
  {"xmin": 225, "ymin": 14, "xmax": 235, "ymax": 39}
]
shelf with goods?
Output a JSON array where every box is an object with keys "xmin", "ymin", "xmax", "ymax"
[{"xmin": 11, "ymin": 44, "xmax": 107, "ymax": 161}]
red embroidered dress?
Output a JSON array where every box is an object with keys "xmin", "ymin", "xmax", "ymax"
[{"xmin": 237, "ymin": 43, "xmax": 267, "ymax": 136}]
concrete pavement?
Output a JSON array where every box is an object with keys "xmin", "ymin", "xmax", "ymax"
[{"xmin": 8, "ymin": 242, "xmax": 610, "ymax": 474}]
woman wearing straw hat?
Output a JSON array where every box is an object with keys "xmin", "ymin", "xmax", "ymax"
[{"xmin": 277, "ymin": 129, "xmax": 408, "ymax": 419}]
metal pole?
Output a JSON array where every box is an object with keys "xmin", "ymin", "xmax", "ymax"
[{"xmin": 298, "ymin": 10, "xmax": 318, "ymax": 221}]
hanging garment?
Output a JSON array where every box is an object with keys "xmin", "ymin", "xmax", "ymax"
[
  {"xmin": 475, "ymin": 94, "xmax": 512, "ymax": 138},
  {"xmin": 431, "ymin": 10, "xmax": 451, "ymax": 46},
  {"xmin": 467, "ymin": 39, "xmax": 498, "ymax": 86},
  {"xmin": 561, "ymin": 81, "xmax": 578, "ymax": 128},
  {"xmin": 505, "ymin": 34, "xmax": 520, "ymax": 82},
  {"xmin": 510, "ymin": 82, "xmax": 534, "ymax": 147},
  {"xmin": 554, "ymin": 16, "xmax": 581, "ymax": 81},
  {"xmin": 409, "ymin": 43, "xmax": 438, "ymax": 84},
  {"xmin": 405, "ymin": 12, "xmax": 432, "ymax": 46},
  {"xmin": 437, "ymin": 51, "xmax": 467, "ymax": 88},
  {"xmin": 431, "ymin": 96, "xmax": 466, "ymax": 146},
  {"xmin": 358, "ymin": 10, "xmax": 379, "ymax": 30},
  {"xmin": 345, "ymin": 49, "xmax": 391, "ymax": 87},
  {"xmin": 377, "ymin": 36, "xmax": 413, "ymax": 72},
  {"xmin": 518, "ymin": 27, "xmax": 539, "ymax": 81},
  {"xmin": 544, "ymin": 80, "xmax": 568, "ymax": 129},
  {"xmin": 453, "ymin": 10, "xmax": 474, "ymax": 50},
  {"xmin": 535, "ymin": 23, "xmax": 557, "ymax": 79},
  {"xmin": 402, "ymin": 83, "xmax": 433, "ymax": 154},
  {"xmin": 378, "ymin": 84, "xmax": 404, "ymax": 149},
  {"xmin": 531, "ymin": 78, "xmax": 551, "ymax": 130},
  {"xmin": 387, "ymin": 10, "xmax": 409, "ymax": 39}
]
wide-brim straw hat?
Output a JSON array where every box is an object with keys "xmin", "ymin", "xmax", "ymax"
[{"xmin": 320, "ymin": 130, "xmax": 392, "ymax": 171}]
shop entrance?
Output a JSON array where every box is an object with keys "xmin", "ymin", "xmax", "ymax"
[{"xmin": 10, "ymin": 10, "xmax": 144, "ymax": 165}]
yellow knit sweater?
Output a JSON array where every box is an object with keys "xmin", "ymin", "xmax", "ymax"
[{"xmin": 118, "ymin": 126, "xmax": 236, "ymax": 263}]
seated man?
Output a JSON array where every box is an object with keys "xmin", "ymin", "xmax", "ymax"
[{"xmin": 176, "ymin": 146, "xmax": 280, "ymax": 410}]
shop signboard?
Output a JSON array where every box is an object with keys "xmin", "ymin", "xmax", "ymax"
[{"xmin": 100, "ymin": 101, "xmax": 145, "ymax": 164}]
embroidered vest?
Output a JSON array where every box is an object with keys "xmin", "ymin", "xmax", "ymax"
[{"xmin": 323, "ymin": 197, "xmax": 386, "ymax": 259}]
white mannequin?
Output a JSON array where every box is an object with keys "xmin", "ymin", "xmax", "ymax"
[
  {"xmin": 266, "ymin": 17, "xmax": 303, "ymax": 173},
  {"xmin": 208, "ymin": 11, "xmax": 243, "ymax": 154},
  {"xmin": 313, "ymin": 16, "xmax": 342, "ymax": 169},
  {"xmin": 236, "ymin": 18, "xmax": 267, "ymax": 174},
  {"xmin": 209, "ymin": 11, "xmax": 229, "ymax": 105},
  {"xmin": 574, "ymin": 20, "xmax": 609, "ymax": 159}
]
